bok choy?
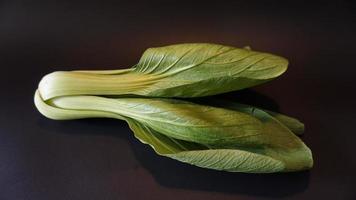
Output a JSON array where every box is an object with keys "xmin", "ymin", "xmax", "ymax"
[
  {"xmin": 39, "ymin": 43, "xmax": 288, "ymax": 100},
  {"xmin": 35, "ymin": 91, "xmax": 312, "ymax": 173},
  {"xmin": 34, "ymin": 43, "xmax": 312, "ymax": 173}
]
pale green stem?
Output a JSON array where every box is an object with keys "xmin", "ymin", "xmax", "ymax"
[
  {"xmin": 34, "ymin": 90, "xmax": 126, "ymax": 121},
  {"xmin": 38, "ymin": 70, "xmax": 160, "ymax": 100}
]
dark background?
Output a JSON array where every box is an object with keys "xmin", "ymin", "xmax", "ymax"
[{"xmin": 1, "ymin": 0, "xmax": 356, "ymax": 199}]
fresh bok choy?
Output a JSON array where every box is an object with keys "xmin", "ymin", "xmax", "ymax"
[
  {"xmin": 34, "ymin": 43, "xmax": 312, "ymax": 173},
  {"xmin": 38, "ymin": 43, "xmax": 288, "ymax": 100}
]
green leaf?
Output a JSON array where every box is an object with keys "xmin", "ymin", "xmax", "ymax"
[
  {"xmin": 128, "ymin": 120, "xmax": 285, "ymax": 173},
  {"xmin": 263, "ymin": 110, "xmax": 305, "ymax": 135},
  {"xmin": 194, "ymin": 98, "xmax": 305, "ymax": 136},
  {"xmin": 38, "ymin": 43, "xmax": 288, "ymax": 100},
  {"xmin": 35, "ymin": 91, "xmax": 312, "ymax": 173}
]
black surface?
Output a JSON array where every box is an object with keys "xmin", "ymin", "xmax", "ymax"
[{"xmin": 1, "ymin": 1, "xmax": 356, "ymax": 199}]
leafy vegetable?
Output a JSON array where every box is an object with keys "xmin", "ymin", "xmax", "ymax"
[
  {"xmin": 34, "ymin": 91, "xmax": 312, "ymax": 173},
  {"xmin": 38, "ymin": 43, "xmax": 288, "ymax": 100},
  {"xmin": 34, "ymin": 43, "xmax": 312, "ymax": 173}
]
